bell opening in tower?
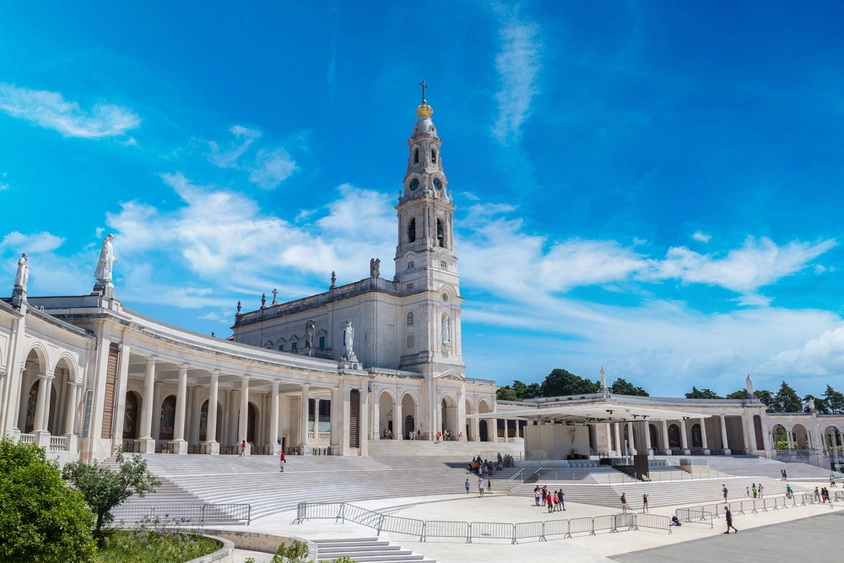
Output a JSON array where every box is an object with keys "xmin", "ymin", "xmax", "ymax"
[
  {"xmin": 408, "ymin": 217, "xmax": 417, "ymax": 243},
  {"xmin": 436, "ymin": 218, "xmax": 444, "ymax": 247}
]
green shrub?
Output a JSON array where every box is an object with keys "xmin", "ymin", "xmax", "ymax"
[
  {"xmin": 0, "ymin": 438, "xmax": 96, "ymax": 563},
  {"xmin": 93, "ymin": 515, "xmax": 218, "ymax": 563}
]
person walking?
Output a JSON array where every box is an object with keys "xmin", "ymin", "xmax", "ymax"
[
  {"xmin": 279, "ymin": 451, "xmax": 286, "ymax": 472},
  {"xmin": 642, "ymin": 493, "xmax": 649, "ymax": 513},
  {"xmin": 621, "ymin": 492, "xmax": 628, "ymax": 514},
  {"xmin": 786, "ymin": 483, "xmax": 793, "ymax": 499},
  {"xmin": 478, "ymin": 476, "xmax": 485, "ymax": 497},
  {"xmin": 240, "ymin": 440, "xmax": 246, "ymax": 457},
  {"xmin": 831, "ymin": 475, "xmax": 837, "ymax": 488},
  {"xmin": 815, "ymin": 487, "xmax": 821, "ymax": 503},
  {"xmin": 546, "ymin": 491, "xmax": 554, "ymax": 513},
  {"xmin": 752, "ymin": 484, "xmax": 757, "ymax": 498},
  {"xmin": 759, "ymin": 483, "xmax": 764, "ymax": 498},
  {"xmin": 722, "ymin": 484, "xmax": 728, "ymax": 501},
  {"xmin": 724, "ymin": 505, "xmax": 738, "ymax": 534},
  {"xmin": 465, "ymin": 479, "xmax": 470, "ymax": 494}
]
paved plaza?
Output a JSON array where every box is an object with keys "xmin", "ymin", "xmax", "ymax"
[{"xmin": 220, "ymin": 476, "xmax": 842, "ymax": 563}]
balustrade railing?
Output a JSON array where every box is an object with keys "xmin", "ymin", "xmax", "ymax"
[{"xmin": 49, "ymin": 435, "xmax": 68, "ymax": 451}]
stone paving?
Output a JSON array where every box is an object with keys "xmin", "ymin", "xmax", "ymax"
[{"xmin": 226, "ymin": 477, "xmax": 842, "ymax": 562}]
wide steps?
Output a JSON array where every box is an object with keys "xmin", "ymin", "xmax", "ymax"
[{"xmin": 313, "ymin": 537, "xmax": 435, "ymax": 563}]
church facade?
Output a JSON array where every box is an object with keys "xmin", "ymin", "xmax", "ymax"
[{"xmin": 0, "ymin": 96, "xmax": 842, "ymax": 470}]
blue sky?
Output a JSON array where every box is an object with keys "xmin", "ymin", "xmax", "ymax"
[{"xmin": 2, "ymin": 1, "xmax": 844, "ymax": 397}]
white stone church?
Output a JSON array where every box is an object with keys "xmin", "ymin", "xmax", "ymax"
[{"xmin": 1, "ymin": 95, "xmax": 842, "ymax": 470}]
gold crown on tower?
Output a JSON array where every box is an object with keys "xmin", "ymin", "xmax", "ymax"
[{"xmin": 416, "ymin": 103, "xmax": 433, "ymax": 118}]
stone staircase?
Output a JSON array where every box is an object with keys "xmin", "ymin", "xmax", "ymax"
[
  {"xmin": 313, "ymin": 537, "xmax": 435, "ymax": 563},
  {"xmin": 702, "ymin": 455, "xmax": 832, "ymax": 480},
  {"xmin": 119, "ymin": 453, "xmax": 478, "ymax": 521},
  {"xmin": 366, "ymin": 439, "xmax": 523, "ymax": 459}
]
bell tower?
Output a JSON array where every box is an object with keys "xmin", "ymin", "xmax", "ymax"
[{"xmin": 394, "ymin": 82, "xmax": 459, "ymax": 294}]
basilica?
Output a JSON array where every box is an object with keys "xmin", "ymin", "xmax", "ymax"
[{"xmin": 1, "ymin": 96, "xmax": 841, "ymax": 470}]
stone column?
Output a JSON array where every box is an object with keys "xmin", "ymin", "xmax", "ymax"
[
  {"xmin": 359, "ymin": 385, "xmax": 369, "ymax": 455},
  {"xmin": 112, "ymin": 343, "xmax": 131, "ymax": 442},
  {"xmin": 63, "ymin": 381, "xmax": 79, "ymax": 435},
  {"xmin": 269, "ymin": 381, "xmax": 280, "ymax": 454},
  {"xmin": 204, "ymin": 371, "xmax": 220, "ymax": 454},
  {"xmin": 679, "ymin": 418, "xmax": 690, "ymax": 454},
  {"xmin": 137, "ymin": 357, "xmax": 157, "ymax": 453},
  {"xmin": 299, "ymin": 384, "xmax": 311, "ymax": 455},
  {"xmin": 720, "ymin": 415, "xmax": 731, "ymax": 455},
  {"xmin": 615, "ymin": 423, "xmax": 623, "ymax": 456},
  {"xmin": 472, "ymin": 416, "xmax": 480, "ymax": 442},
  {"xmin": 515, "ymin": 419, "xmax": 521, "ymax": 439},
  {"xmin": 33, "ymin": 373, "xmax": 53, "ymax": 433},
  {"xmin": 150, "ymin": 381, "xmax": 162, "ymax": 443},
  {"xmin": 661, "ymin": 420, "xmax": 671, "ymax": 455},
  {"xmin": 700, "ymin": 417, "xmax": 710, "ymax": 455},
  {"xmin": 626, "ymin": 422, "xmax": 636, "ymax": 455},
  {"xmin": 644, "ymin": 422, "xmax": 652, "ymax": 455},
  {"xmin": 394, "ymin": 399, "xmax": 403, "ymax": 440},
  {"xmin": 330, "ymin": 385, "xmax": 342, "ymax": 455},
  {"xmin": 371, "ymin": 397, "xmax": 380, "ymax": 440},
  {"xmin": 238, "ymin": 377, "xmax": 250, "ymax": 455},
  {"xmin": 171, "ymin": 364, "xmax": 189, "ymax": 454}
]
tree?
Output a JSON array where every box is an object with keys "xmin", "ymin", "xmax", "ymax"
[
  {"xmin": 822, "ymin": 385, "xmax": 844, "ymax": 414},
  {"xmin": 755, "ymin": 389, "xmax": 776, "ymax": 410},
  {"xmin": 496, "ymin": 386, "xmax": 519, "ymax": 401},
  {"xmin": 725, "ymin": 389, "xmax": 748, "ymax": 400},
  {"xmin": 62, "ymin": 448, "xmax": 161, "ymax": 533},
  {"xmin": 0, "ymin": 438, "xmax": 96, "ymax": 563},
  {"xmin": 684, "ymin": 387, "xmax": 723, "ymax": 399},
  {"xmin": 610, "ymin": 378, "xmax": 649, "ymax": 396},
  {"xmin": 803, "ymin": 394, "xmax": 830, "ymax": 414},
  {"xmin": 540, "ymin": 369, "xmax": 599, "ymax": 397},
  {"xmin": 774, "ymin": 381, "xmax": 802, "ymax": 413}
]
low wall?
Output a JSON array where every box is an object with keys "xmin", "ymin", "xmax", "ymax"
[
  {"xmin": 203, "ymin": 529, "xmax": 316, "ymax": 558},
  {"xmin": 186, "ymin": 535, "xmax": 234, "ymax": 563}
]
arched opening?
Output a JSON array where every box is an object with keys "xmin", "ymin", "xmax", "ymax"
[
  {"xmin": 379, "ymin": 391, "xmax": 395, "ymax": 439},
  {"xmin": 408, "ymin": 217, "xmax": 416, "ymax": 243},
  {"xmin": 401, "ymin": 393, "xmax": 416, "ymax": 439},
  {"xmin": 464, "ymin": 399, "xmax": 474, "ymax": 440},
  {"xmin": 668, "ymin": 424, "xmax": 681, "ymax": 448},
  {"xmin": 24, "ymin": 382, "xmax": 38, "ymax": 434},
  {"xmin": 479, "ymin": 420, "xmax": 488, "ymax": 442},
  {"xmin": 406, "ymin": 311, "xmax": 414, "ymax": 326},
  {"xmin": 649, "ymin": 424, "xmax": 659, "ymax": 450},
  {"xmin": 691, "ymin": 424, "xmax": 703, "ymax": 448},
  {"xmin": 158, "ymin": 395, "xmax": 176, "ymax": 440},
  {"xmin": 440, "ymin": 395, "xmax": 458, "ymax": 439},
  {"xmin": 772, "ymin": 424, "xmax": 788, "ymax": 450},
  {"xmin": 413, "ymin": 147, "xmax": 419, "ymax": 164},
  {"xmin": 431, "ymin": 148, "xmax": 437, "ymax": 163},
  {"xmin": 199, "ymin": 400, "xmax": 223, "ymax": 442},
  {"xmin": 18, "ymin": 348, "xmax": 48, "ymax": 434},
  {"xmin": 792, "ymin": 424, "xmax": 809, "ymax": 450},
  {"xmin": 436, "ymin": 218, "xmax": 444, "ymax": 247},
  {"xmin": 123, "ymin": 391, "xmax": 140, "ymax": 439}
]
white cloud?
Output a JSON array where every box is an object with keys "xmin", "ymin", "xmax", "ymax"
[
  {"xmin": 199, "ymin": 312, "xmax": 221, "ymax": 321},
  {"xmin": 0, "ymin": 83, "xmax": 140, "ymax": 138},
  {"xmin": 692, "ymin": 231, "xmax": 711, "ymax": 243},
  {"xmin": 208, "ymin": 125, "xmax": 261, "ymax": 168},
  {"xmin": 759, "ymin": 326, "xmax": 844, "ymax": 377},
  {"xmin": 248, "ymin": 148, "xmax": 297, "ymax": 189},
  {"xmin": 491, "ymin": 6, "xmax": 541, "ymax": 145},
  {"xmin": 0, "ymin": 184, "xmax": 8, "ymax": 192},
  {"xmin": 0, "ymin": 231, "xmax": 65, "ymax": 254}
]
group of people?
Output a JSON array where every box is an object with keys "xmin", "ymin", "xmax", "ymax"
[
  {"xmin": 813, "ymin": 486, "xmax": 832, "ymax": 503},
  {"xmin": 533, "ymin": 485, "xmax": 566, "ymax": 512},
  {"xmin": 746, "ymin": 483, "xmax": 764, "ymax": 498},
  {"xmin": 466, "ymin": 477, "xmax": 491, "ymax": 496},
  {"xmin": 468, "ymin": 455, "xmax": 502, "ymax": 475},
  {"xmin": 435, "ymin": 429, "xmax": 464, "ymax": 442}
]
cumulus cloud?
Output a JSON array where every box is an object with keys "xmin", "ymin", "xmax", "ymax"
[
  {"xmin": 692, "ymin": 231, "xmax": 711, "ymax": 243},
  {"xmin": 759, "ymin": 326, "xmax": 844, "ymax": 377},
  {"xmin": 207, "ymin": 127, "xmax": 297, "ymax": 189},
  {"xmin": 491, "ymin": 6, "xmax": 541, "ymax": 144},
  {"xmin": 0, "ymin": 231, "xmax": 65, "ymax": 254},
  {"xmin": 0, "ymin": 83, "xmax": 140, "ymax": 138},
  {"xmin": 248, "ymin": 148, "xmax": 297, "ymax": 189}
]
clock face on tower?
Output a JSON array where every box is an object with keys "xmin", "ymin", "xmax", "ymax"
[
  {"xmin": 409, "ymin": 178, "xmax": 419, "ymax": 191},
  {"xmin": 433, "ymin": 178, "xmax": 443, "ymax": 191}
]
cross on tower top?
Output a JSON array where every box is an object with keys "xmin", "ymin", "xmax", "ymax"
[{"xmin": 419, "ymin": 80, "xmax": 428, "ymax": 105}]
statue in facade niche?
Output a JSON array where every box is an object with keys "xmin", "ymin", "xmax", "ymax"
[
  {"xmin": 14, "ymin": 253, "xmax": 29, "ymax": 291},
  {"xmin": 341, "ymin": 321, "xmax": 357, "ymax": 362},
  {"xmin": 746, "ymin": 374, "xmax": 755, "ymax": 398},
  {"xmin": 305, "ymin": 319, "xmax": 315, "ymax": 348},
  {"xmin": 94, "ymin": 234, "xmax": 118, "ymax": 283},
  {"xmin": 370, "ymin": 258, "xmax": 380, "ymax": 277},
  {"xmin": 442, "ymin": 314, "xmax": 450, "ymax": 346}
]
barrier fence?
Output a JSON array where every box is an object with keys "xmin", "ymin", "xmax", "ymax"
[
  {"xmin": 677, "ymin": 490, "xmax": 832, "ymax": 523},
  {"xmin": 293, "ymin": 502, "xmax": 671, "ymax": 543},
  {"xmin": 111, "ymin": 503, "xmax": 252, "ymax": 525}
]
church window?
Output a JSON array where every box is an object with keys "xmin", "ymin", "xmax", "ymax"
[
  {"xmin": 413, "ymin": 147, "xmax": 419, "ymax": 164},
  {"xmin": 408, "ymin": 261, "xmax": 414, "ymax": 269},
  {"xmin": 440, "ymin": 260, "xmax": 447, "ymax": 269},
  {"xmin": 407, "ymin": 312, "xmax": 414, "ymax": 326},
  {"xmin": 319, "ymin": 335, "xmax": 325, "ymax": 349},
  {"xmin": 436, "ymin": 218, "xmax": 444, "ymax": 247},
  {"xmin": 407, "ymin": 335, "xmax": 414, "ymax": 348},
  {"xmin": 291, "ymin": 342, "xmax": 297, "ymax": 351},
  {"xmin": 278, "ymin": 344, "xmax": 284, "ymax": 351},
  {"xmin": 406, "ymin": 282, "xmax": 414, "ymax": 290},
  {"xmin": 264, "ymin": 341, "xmax": 273, "ymax": 349},
  {"xmin": 408, "ymin": 218, "xmax": 416, "ymax": 243},
  {"xmin": 432, "ymin": 148, "xmax": 437, "ymax": 163}
]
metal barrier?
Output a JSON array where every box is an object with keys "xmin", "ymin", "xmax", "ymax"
[
  {"xmin": 543, "ymin": 518, "xmax": 569, "ymax": 539},
  {"xmin": 469, "ymin": 521, "xmax": 515, "ymax": 544},
  {"xmin": 111, "ymin": 503, "xmax": 251, "ymax": 525},
  {"xmin": 342, "ymin": 504, "xmax": 384, "ymax": 530},
  {"xmin": 592, "ymin": 514, "xmax": 616, "ymax": 534},
  {"xmin": 614, "ymin": 513, "xmax": 637, "ymax": 531},
  {"xmin": 379, "ymin": 515, "xmax": 425, "ymax": 540},
  {"xmin": 422, "ymin": 520, "xmax": 470, "ymax": 542},
  {"xmin": 675, "ymin": 508, "xmax": 713, "ymax": 528},
  {"xmin": 292, "ymin": 501, "xmax": 342, "ymax": 524},
  {"xmin": 634, "ymin": 513, "xmax": 671, "ymax": 534},
  {"xmin": 514, "ymin": 521, "xmax": 545, "ymax": 543},
  {"xmin": 566, "ymin": 517, "xmax": 594, "ymax": 538}
]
